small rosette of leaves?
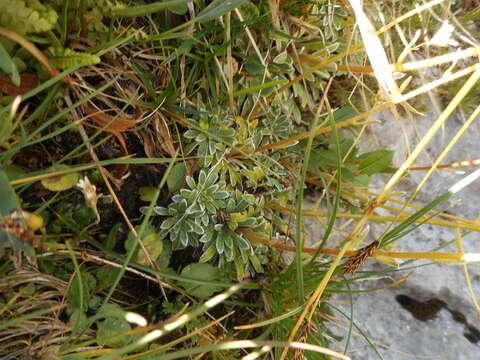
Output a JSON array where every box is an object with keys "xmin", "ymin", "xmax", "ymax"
[
  {"xmin": 153, "ymin": 197, "xmax": 204, "ymax": 249},
  {"xmin": 198, "ymin": 193, "xmax": 257, "ymax": 262},
  {"xmin": 151, "ymin": 169, "xmax": 267, "ymax": 279},
  {"xmin": 183, "ymin": 118, "xmax": 236, "ymax": 167},
  {"xmin": 259, "ymin": 112, "xmax": 290, "ymax": 141},
  {"xmin": 155, "ymin": 169, "xmax": 229, "ymax": 247}
]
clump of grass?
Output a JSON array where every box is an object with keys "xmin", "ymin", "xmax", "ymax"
[{"xmin": 1, "ymin": 0, "xmax": 480, "ymax": 359}]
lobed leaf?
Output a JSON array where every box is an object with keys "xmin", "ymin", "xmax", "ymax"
[
  {"xmin": 0, "ymin": 0, "xmax": 58, "ymax": 34},
  {"xmin": 47, "ymin": 47, "xmax": 100, "ymax": 70}
]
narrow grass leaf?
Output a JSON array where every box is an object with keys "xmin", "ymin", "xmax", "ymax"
[
  {"xmin": 233, "ymin": 79, "xmax": 287, "ymax": 97},
  {"xmin": 111, "ymin": 0, "xmax": 190, "ymax": 17},
  {"xmin": 196, "ymin": 0, "xmax": 247, "ymax": 23},
  {"xmin": 0, "ymin": 42, "xmax": 20, "ymax": 86}
]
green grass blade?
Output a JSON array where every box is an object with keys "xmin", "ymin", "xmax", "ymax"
[
  {"xmin": 381, "ymin": 191, "xmax": 451, "ymax": 246},
  {"xmin": 232, "ymin": 79, "xmax": 287, "ymax": 97},
  {"xmin": 309, "ymin": 100, "xmax": 342, "ymax": 263},
  {"xmin": 111, "ymin": 0, "xmax": 190, "ymax": 18},
  {"xmin": 196, "ymin": 0, "xmax": 247, "ymax": 23}
]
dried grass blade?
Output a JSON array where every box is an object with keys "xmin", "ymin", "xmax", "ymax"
[{"xmin": 348, "ymin": 0, "xmax": 400, "ymax": 99}]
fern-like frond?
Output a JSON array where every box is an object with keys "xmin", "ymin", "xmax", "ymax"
[
  {"xmin": 0, "ymin": 0, "xmax": 58, "ymax": 34},
  {"xmin": 47, "ymin": 47, "xmax": 100, "ymax": 70}
]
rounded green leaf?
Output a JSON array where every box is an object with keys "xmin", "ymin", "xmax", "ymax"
[
  {"xmin": 167, "ymin": 163, "xmax": 186, "ymax": 193},
  {"xmin": 96, "ymin": 318, "xmax": 131, "ymax": 347},
  {"xmin": 137, "ymin": 233, "xmax": 163, "ymax": 265},
  {"xmin": 178, "ymin": 263, "xmax": 222, "ymax": 298},
  {"xmin": 139, "ymin": 186, "xmax": 157, "ymax": 202},
  {"xmin": 41, "ymin": 166, "xmax": 80, "ymax": 192},
  {"xmin": 161, "ymin": 217, "xmax": 177, "ymax": 230}
]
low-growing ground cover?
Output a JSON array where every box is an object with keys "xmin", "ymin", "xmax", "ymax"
[{"xmin": 1, "ymin": 1, "xmax": 480, "ymax": 359}]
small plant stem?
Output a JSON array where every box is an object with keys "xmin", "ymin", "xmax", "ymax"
[
  {"xmin": 241, "ymin": 229, "xmax": 480, "ymax": 263},
  {"xmin": 309, "ymin": 93, "xmax": 342, "ymax": 263},
  {"xmin": 392, "ymin": 46, "xmax": 480, "ymax": 72},
  {"xmin": 293, "ymin": 79, "xmax": 333, "ymax": 302},
  {"xmin": 225, "ymin": 12, "xmax": 235, "ymax": 112},
  {"xmin": 9, "ymin": 157, "xmax": 174, "ymax": 186},
  {"xmin": 406, "ymin": 158, "xmax": 480, "ymax": 170},
  {"xmin": 265, "ymin": 202, "xmax": 480, "ymax": 232}
]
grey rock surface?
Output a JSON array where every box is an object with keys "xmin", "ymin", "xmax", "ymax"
[{"xmin": 306, "ymin": 108, "xmax": 480, "ymax": 359}]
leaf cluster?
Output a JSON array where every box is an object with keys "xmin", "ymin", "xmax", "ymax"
[
  {"xmin": 149, "ymin": 168, "xmax": 268, "ymax": 279},
  {"xmin": 0, "ymin": 0, "xmax": 58, "ymax": 35}
]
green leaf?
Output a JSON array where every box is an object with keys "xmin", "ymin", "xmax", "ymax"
[
  {"xmin": 177, "ymin": 263, "xmax": 223, "ymax": 298},
  {"xmin": 41, "ymin": 166, "xmax": 80, "ymax": 192},
  {"xmin": 234, "ymin": 255, "xmax": 247, "ymax": 280},
  {"xmin": 233, "ymin": 79, "xmax": 287, "ymax": 97},
  {"xmin": 155, "ymin": 240, "xmax": 172, "ymax": 268},
  {"xmin": 352, "ymin": 173, "xmax": 371, "ymax": 187},
  {"xmin": 188, "ymin": 220, "xmax": 205, "ymax": 235},
  {"xmin": 205, "ymin": 171, "xmax": 219, "ymax": 187},
  {"xmin": 333, "ymin": 106, "xmax": 357, "ymax": 123},
  {"xmin": 0, "ymin": 167, "xmax": 24, "ymax": 252},
  {"xmin": 47, "ymin": 47, "xmax": 100, "ymax": 70},
  {"xmin": 216, "ymin": 227, "xmax": 227, "ymax": 254},
  {"xmin": 110, "ymin": 0, "xmax": 190, "ymax": 17},
  {"xmin": 213, "ymin": 190, "xmax": 229, "ymax": 200},
  {"xmin": 226, "ymin": 199, "xmax": 248, "ymax": 213},
  {"xmin": 245, "ymin": 55, "xmax": 265, "ymax": 74},
  {"xmin": 199, "ymin": 228, "xmax": 215, "ymax": 244},
  {"xmin": 161, "ymin": 217, "xmax": 177, "ymax": 230},
  {"xmin": 185, "ymin": 175, "xmax": 196, "ymax": 189},
  {"xmin": 237, "ymin": 217, "xmax": 258, "ymax": 227},
  {"xmin": 167, "ymin": 163, "xmax": 186, "ymax": 193},
  {"xmin": 0, "ymin": 166, "xmax": 21, "ymax": 215},
  {"xmin": 0, "ymin": 43, "xmax": 20, "ymax": 86},
  {"xmin": 198, "ymin": 170, "xmax": 207, "ymax": 186},
  {"xmin": 249, "ymin": 253, "xmax": 263, "ymax": 273},
  {"xmin": 358, "ymin": 150, "xmax": 394, "ymax": 175},
  {"xmin": 168, "ymin": 2, "xmax": 188, "ymax": 15},
  {"xmin": 137, "ymin": 233, "xmax": 163, "ymax": 265},
  {"xmin": 232, "ymin": 232, "xmax": 250, "ymax": 250},
  {"xmin": 67, "ymin": 270, "xmax": 95, "ymax": 312},
  {"xmin": 309, "ymin": 149, "xmax": 338, "ymax": 168},
  {"xmin": 196, "ymin": 0, "xmax": 247, "ymax": 23},
  {"xmin": 336, "ymin": 137, "xmax": 356, "ymax": 161},
  {"xmin": 153, "ymin": 206, "xmax": 169, "ymax": 216},
  {"xmin": 0, "ymin": 0, "xmax": 58, "ymax": 34},
  {"xmin": 179, "ymin": 227, "xmax": 189, "ymax": 247},
  {"xmin": 95, "ymin": 266, "xmax": 121, "ymax": 292},
  {"xmin": 96, "ymin": 317, "xmax": 131, "ymax": 347},
  {"xmin": 199, "ymin": 246, "xmax": 216, "ymax": 263},
  {"xmin": 68, "ymin": 308, "xmax": 88, "ymax": 332},
  {"xmin": 139, "ymin": 186, "xmax": 157, "ymax": 202},
  {"xmin": 125, "ymin": 222, "xmax": 158, "ymax": 257}
]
